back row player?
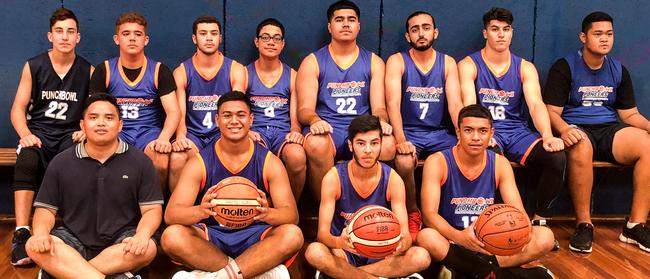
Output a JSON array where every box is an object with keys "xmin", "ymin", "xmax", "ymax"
[{"xmin": 10, "ymin": 8, "xmax": 92, "ymax": 266}]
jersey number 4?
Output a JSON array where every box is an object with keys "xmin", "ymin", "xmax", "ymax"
[
  {"xmin": 336, "ymin": 98, "xmax": 357, "ymax": 114},
  {"xmin": 44, "ymin": 101, "xmax": 68, "ymax": 120}
]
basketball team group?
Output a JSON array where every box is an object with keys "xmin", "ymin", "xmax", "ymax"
[{"xmin": 8, "ymin": 0, "xmax": 649, "ymax": 278}]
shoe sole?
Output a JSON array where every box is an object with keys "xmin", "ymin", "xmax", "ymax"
[
  {"xmin": 618, "ymin": 233, "xmax": 650, "ymax": 253},
  {"xmin": 11, "ymin": 257, "xmax": 33, "ymax": 266},
  {"xmin": 568, "ymin": 243, "xmax": 592, "ymax": 253}
]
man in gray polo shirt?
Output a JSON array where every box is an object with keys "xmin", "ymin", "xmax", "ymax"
[{"xmin": 26, "ymin": 93, "xmax": 163, "ymax": 279}]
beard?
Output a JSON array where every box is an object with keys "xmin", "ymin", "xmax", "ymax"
[
  {"xmin": 410, "ymin": 38, "xmax": 434, "ymax": 51},
  {"xmin": 352, "ymin": 150, "xmax": 381, "ymax": 169}
]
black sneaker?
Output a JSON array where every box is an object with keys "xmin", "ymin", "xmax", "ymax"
[
  {"xmin": 619, "ymin": 223, "xmax": 650, "ymax": 253},
  {"xmin": 531, "ymin": 219, "xmax": 560, "ymax": 251},
  {"xmin": 569, "ymin": 223, "xmax": 593, "ymax": 253},
  {"xmin": 11, "ymin": 228, "xmax": 32, "ymax": 266},
  {"xmin": 503, "ymin": 265, "xmax": 554, "ymax": 279}
]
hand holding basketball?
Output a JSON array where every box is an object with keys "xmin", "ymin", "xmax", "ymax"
[
  {"xmin": 254, "ymin": 189, "xmax": 270, "ymax": 222},
  {"xmin": 337, "ymin": 228, "xmax": 357, "ymax": 253},
  {"xmin": 459, "ymin": 222, "xmax": 490, "ymax": 255},
  {"xmin": 196, "ymin": 192, "xmax": 217, "ymax": 220},
  {"xmin": 474, "ymin": 204, "xmax": 531, "ymax": 256}
]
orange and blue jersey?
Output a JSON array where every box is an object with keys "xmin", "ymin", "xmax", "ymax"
[
  {"xmin": 196, "ymin": 139, "xmax": 272, "ymax": 229},
  {"xmin": 439, "ymin": 147, "xmax": 497, "ymax": 230},
  {"xmin": 313, "ymin": 45, "xmax": 373, "ymax": 128},
  {"xmin": 331, "ymin": 161, "xmax": 393, "ymax": 237},
  {"xmin": 469, "ymin": 49, "xmax": 526, "ymax": 130},
  {"xmin": 106, "ymin": 56, "xmax": 163, "ymax": 131},
  {"xmin": 400, "ymin": 49, "xmax": 448, "ymax": 131},
  {"xmin": 562, "ymin": 50, "xmax": 622, "ymax": 125},
  {"xmin": 246, "ymin": 62, "xmax": 291, "ymax": 131},
  {"xmin": 181, "ymin": 55, "xmax": 233, "ymax": 138}
]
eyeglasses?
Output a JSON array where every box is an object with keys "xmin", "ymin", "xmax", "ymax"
[{"xmin": 258, "ymin": 34, "xmax": 283, "ymax": 43}]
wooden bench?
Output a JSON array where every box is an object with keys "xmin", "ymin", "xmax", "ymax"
[
  {"xmin": 0, "ymin": 148, "xmax": 17, "ymax": 166},
  {"xmin": 415, "ymin": 159, "xmax": 623, "ymax": 168}
]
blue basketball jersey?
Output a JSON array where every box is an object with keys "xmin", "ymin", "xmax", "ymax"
[
  {"xmin": 182, "ymin": 55, "xmax": 233, "ymax": 137},
  {"xmin": 331, "ymin": 161, "xmax": 393, "ymax": 236},
  {"xmin": 561, "ymin": 50, "xmax": 622, "ymax": 125},
  {"xmin": 106, "ymin": 57, "xmax": 163, "ymax": 130},
  {"xmin": 314, "ymin": 45, "xmax": 373, "ymax": 127},
  {"xmin": 400, "ymin": 49, "xmax": 447, "ymax": 131},
  {"xmin": 470, "ymin": 50, "xmax": 526, "ymax": 130},
  {"xmin": 439, "ymin": 147, "xmax": 497, "ymax": 230},
  {"xmin": 246, "ymin": 62, "xmax": 291, "ymax": 130},
  {"xmin": 196, "ymin": 139, "xmax": 272, "ymax": 230}
]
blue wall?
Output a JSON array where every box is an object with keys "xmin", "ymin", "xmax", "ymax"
[{"xmin": 0, "ymin": 0, "xmax": 647, "ymax": 215}]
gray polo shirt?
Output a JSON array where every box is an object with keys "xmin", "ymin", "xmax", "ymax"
[{"xmin": 34, "ymin": 139, "xmax": 163, "ymax": 248}]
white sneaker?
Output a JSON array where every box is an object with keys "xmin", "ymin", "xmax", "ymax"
[
  {"xmin": 398, "ymin": 273, "xmax": 424, "ymax": 279},
  {"xmin": 172, "ymin": 270, "xmax": 218, "ymax": 279},
  {"xmin": 252, "ymin": 264, "xmax": 290, "ymax": 279}
]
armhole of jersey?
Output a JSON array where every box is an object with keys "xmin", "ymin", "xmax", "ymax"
[
  {"xmin": 443, "ymin": 54, "xmax": 450, "ymax": 77},
  {"xmin": 104, "ymin": 60, "xmax": 110, "ymax": 89},
  {"xmin": 196, "ymin": 152, "xmax": 207, "ymax": 192},
  {"xmin": 309, "ymin": 53, "xmax": 319, "ymax": 80},
  {"xmin": 229, "ymin": 60, "xmax": 237, "ymax": 89},
  {"xmin": 494, "ymin": 154, "xmax": 504, "ymax": 189},
  {"xmin": 386, "ymin": 169, "xmax": 396, "ymax": 202},
  {"xmin": 469, "ymin": 58, "xmax": 477, "ymax": 81},
  {"xmin": 262, "ymin": 152, "xmax": 272, "ymax": 193},
  {"xmin": 519, "ymin": 59, "xmax": 526, "ymax": 82},
  {"xmin": 154, "ymin": 62, "xmax": 161, "ymax": 90},
  {"xmin": 179, "ymin": 63, "xmax": 187, "ymax": 88},
  {"xmin": 332, "ymin": 167, "xmax": 341, "ymax": 201},
  {"xmin": 440, "ymin": 154, "xmax": 448, "ymax": 186},
  {"xmin": 244, "ymin": 64, "xmax": 251, "ymax": 91}
]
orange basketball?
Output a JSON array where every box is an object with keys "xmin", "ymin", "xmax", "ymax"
[
  {"xmin": 347, "ymin": 205, "xmax": 402, "ymax": 258},
  {"xmin": 206, "ymin": 176, "xmax": 261, "ymax": 229},
  {"xmin": 474, "ymin": 204, "xmax": 531, "ymax": 256}
]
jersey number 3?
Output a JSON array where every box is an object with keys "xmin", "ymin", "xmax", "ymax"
[
  {"xmin": 336, "ymin": 98, "xmax": 357, "ymax": 114},
  {"xmin": 44, "ymin": 101, "xmax": 68, "ymax": 120}
]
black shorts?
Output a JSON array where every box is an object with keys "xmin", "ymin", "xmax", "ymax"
[
  {"xmin": 577, "ymin": 122, "xmax": 629, "ymax": 163},
  {"xmin": 51, "ymin": 226, "xmax": 137, "ymax": 260}
]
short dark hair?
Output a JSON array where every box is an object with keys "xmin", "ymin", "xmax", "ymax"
[
  {"xmin": 327, "ymin": 0, "xmax": 360, "ymax": 22},
  {"xmin": 115, "ymin": 12, "xmax": 147, "ymax": 34},
  {"xmin": 256, "ymin": 18, "xmax": 285, "ymax": 37},
  {"xmin": 483, "ymin": 7, "xmax": 513, "ymax": 28},
  {"xmin": 217, "ymin": 91, "xmax": 251, "ymax": 112},
  {"xmin": 458, "ymin": 105, "xmax": 493, "ymax": 127},
  {"xmin": 50, "ymin": 8, "xmax": 79, "ymax": 32},
  {"xmin": 581, "ymin": 11, "xmax": 613, "ymax": 33},
  {"xmin": 348, "ymin": 115, "xmax": 382, "ymax": 140},
  {"xmin": 405, "ymin": 11, "xmax": 435, "ymax": 33},
  {"xmin": 84, "ymin": 93, "xmax": 121, "ymax": 119},
  {"xmin": 193, "ymin": 15, "xmax": 222, "ymax": 35}
]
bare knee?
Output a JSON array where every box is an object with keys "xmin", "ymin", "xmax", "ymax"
[
  {"xmin": 169, "ymin": 151, "xmax": 189, "ymax": 170},
  {"xmin": 161, "ymin": 225, "xmax": 193, "ymax": 256},
  {"xmin": 124, "ymin": 239, "xmax": 157, "ymax": 267},
  {"xmin": 271, "ymin": 224, "xmax": 304, "ymax": 255},
  {"xmin": 405, "ymin": 246, "xmax": 431, "ymax": 271},
  {"xmin": 304, "ymin": 135, "xmax": 333, "ymax": 160},
  {"xmin": 394, "ymin": 154, "xmax": 416, "ymax": 173},
  {"xmin": 379, "ymin": 136, "xmax": 396, "ymax": 161},
  {"xmin": 416, "ymin": 228, "xmax": 449, "ymax": 261},
  {"xmin": 529, "ymin": 226, "xmax": 554, "ymax": 254},
  {"xmin": 305, "ymin": 242, "xmax": 330, "ymax": 268},
  {"xmin": 282, "ymin": 144, "xmax": 307, "ymax": 171},
  {"xmin": 567, "ymin": 140, "xmax": 593, "ymax": 166}
]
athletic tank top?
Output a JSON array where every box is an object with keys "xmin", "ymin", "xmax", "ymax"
[
  {"xmin": 106, "ymin": 56, "xmax": 162, "ymax": 130},
  {"xmin": 314, "ymin": 45, "xmax": 372, "ymax": 127},
  {"xmin": 196, "ymin": 139, "xmax": 271, "ymax": 229},
  {"xmin": 470, "ymin": 50, "xmax": 526, "ymax": 130},
  {"xmin": 246, "ymin": 62, "xmax": 291, "ymax": 130},
  {"xmin": 400, "ymin": 50, "xmax": 447, "ymax": 131},
  {"xmin": 182, "ymin": 55, "xmax": 233, "ymax": 137},
  {"xmin": 439, "ymin": 147, "xmax": 497, "ymax": 230},
  {"xmin": 331, "ymin": 161, "xmax": 393, "ymax": 236},
  {"xmin": 561, "ymin": 50, "xmax": 622, "ymax": 125},
  {"xmin": 26, "ymin": 52, "xmax": 91, "ymax": 134}
]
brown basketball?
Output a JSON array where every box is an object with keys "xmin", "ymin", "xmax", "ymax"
[
  {"xmin": 206, "ymin": 176, "xmax": 261, "ymax": 229},
  {"xmin": 347, "ymin": 205, "xmax": 402, "ymax": 258},
  {"xmin": 474, "ymin": 204, "xmax": 531, "ymax": 256}
]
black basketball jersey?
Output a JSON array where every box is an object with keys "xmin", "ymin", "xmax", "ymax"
[{"xmin": 26, "ymin": 52, "xmax": 91, "ymax": 134}]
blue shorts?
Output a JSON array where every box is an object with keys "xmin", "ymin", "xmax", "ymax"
[
  {"xmin": 119, "ymin": 127, "xmax": 161, "ymax": 150},
  {"xmin": 493, "ymin": 125, "xmax": 541, "ymax": 165},
  {"xmin": 253, "ymin": 126, "xmax": 289, "ymax": 155},
  {"xmin": 303, "ymin": 125, "xmax": 352, "ymax": 161},
  {"xmin": 187, "ymin": 130, "xmax": 220, "ymax": 150},
  {"xmin": 405, "ymin": 129, "xmax": 457, "ymax": 159},
  {"xmin": 195, "ymin": 222, "xmax": 272, "ymax": 258},
  {"xmin": 345, "ymin": 251, "xmax": 381, "ymax": 267}
]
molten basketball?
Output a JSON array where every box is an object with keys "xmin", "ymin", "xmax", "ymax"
[
  {"xmin": 346, "ymin": 205, "xmax": 402, "ymax": 258},
  {"xmin": 474, "ymin": 204, "xmax": 531, "ymax": 256},
  {"xmin": 206, "ymin": 176, "xmax": 261, "ymax": 229}
]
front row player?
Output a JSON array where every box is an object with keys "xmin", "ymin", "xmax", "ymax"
[
  {"xmin": 27, "ymin": 93, "xmax": 163, "ymax": 279},
  {"xmin": 305, "ymin": 115, "xmax": 430, "ymax": 279},
  {"xmin": 161, "ymin": 91, "xmax": 303, "ymax": 279},
  {"xmin": 417, "ymin": 105, "xmax": 555, "ymax": 278}
]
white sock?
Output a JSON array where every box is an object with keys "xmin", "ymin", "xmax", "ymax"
[
  {"xmin": 216, "ymin": 258, "xmax": 243, "ymax": 279},
  {"xmin": 15, "ymin": 226, "xmax": 30, "ymax": 232},
  {"xmin": 627, "ymin": 222, "xmax": 639, "ymax": 229}
]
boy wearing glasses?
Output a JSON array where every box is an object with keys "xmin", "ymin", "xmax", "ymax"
[
  {"xmin": 169, "ymin": 15, "xmax": 247, "ymax": 190},
  {"xmin": 246, "ymin": 18, "xmax": 306, "ymax": 200}
]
